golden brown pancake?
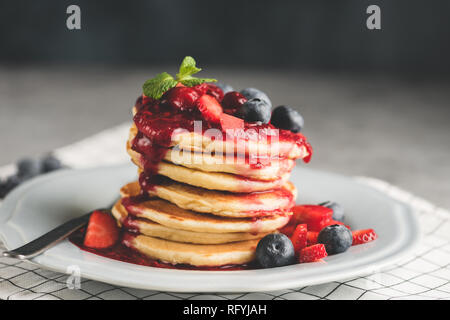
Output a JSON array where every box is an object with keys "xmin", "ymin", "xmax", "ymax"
[
  {"xmin": 115, "ymin": 197, "xmax": 290, "ymax": 234},
  {"xmin": 123, "ymin": 233, "xmax": 259, "ymax": 266},
  {"xmin": 120, "ymin": 180, "xmax": 296, "ymax": 218},
  {"xmin": 155, "ymin": 161, "xmax": 290, "ymax": 193},
  {"xmin": 111, "ymin": 199, "xmax": 269, "ymax": 244},
  {"xmin": 130, "ymin": 108, "xmax": 309, "ymax": 160},
  {"xmin": 127, "ymin": 126, "xmax": 296, "ymax": 181}
]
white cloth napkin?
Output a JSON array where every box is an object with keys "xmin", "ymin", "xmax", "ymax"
[{"xmin": 0, "ymin": 123, "xmax": 449, "ymax": 300}]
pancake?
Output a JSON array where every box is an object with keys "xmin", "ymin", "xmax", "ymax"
[
  {"xmin": 123, "ymin": 233, "xmax": 259, "ymax": 266},
  {"xmin": 121, "ymin": 180, "xmax": 296, "ymax": 218},
  {"xmin": 154, "ymin": 161, "xmax": 290, "ymax": 193},
  {"xmin": 112, "ymin": 200, "xmax": 269, "ymax": 244},
  {"xmin": 130, "ymin": 106, "xmax": 311, "ymax": 160},
  {"xmin": 116, "ymin": 197, "xmax": 290, "ymax": 233},
  {"xmin": 127, "ymin": 126, "xmax": 296, "ymax": 181}
]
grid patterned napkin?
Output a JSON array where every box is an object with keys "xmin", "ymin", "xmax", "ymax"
[{"xmin": 1, "ymin": 123, "xmax": 449, "ymax": 300}]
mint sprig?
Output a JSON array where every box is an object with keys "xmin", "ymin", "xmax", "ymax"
[
  {"xmin": 142, "ymin": 56, "xmax": 216, "ymax": 99},
  {"xmin": 142, "ymin": 72, "xmax": 177, "ymax": 100}
]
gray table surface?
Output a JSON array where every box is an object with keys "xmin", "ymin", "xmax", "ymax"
[{"xmin": 1, "ymin": 66, "xmax": 449, "ymax": 209}]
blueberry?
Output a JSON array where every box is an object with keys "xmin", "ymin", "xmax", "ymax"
[
  {"xmin": 237, "ymin": 98, "xmax": 271, "ymax": 123},
  {"xmin": 270, "ymin": 106, "xmax": 304, "ymax": 133},
  {"xmin": 215, "ymin": 82, "xmax": 234, "ymax": 94},
  {"xmin": 255, "ymin": 233, "xmax": 295, "ymax": 268},
  {"xmin": 240, "ymin": 88, "xmax": 272, "ymax": 108},
  {"xmin": 319, "ymin": 201, "xmax": 345, "ymax": 222},
  {"xmin": 17, "ymin": 158, "xmax": 41, "ymax": 179},
  {"xmin": 0, "ymin": 175, "xmax": 23, "ymax": 198},
  {"xmin": 41, "ymin": 154, "xmax": 62, "ymax": 173},
  {"xmin": 317, "ymin": 225, "xmax": 352, "ymax": 255}
]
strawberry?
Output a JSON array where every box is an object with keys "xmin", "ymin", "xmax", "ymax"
[
  {"xmin": 290, "ymin": 224, "xmax": 307, "ymax": 252},
  {"xmin": 292, "ymin": 205, "xmax": 333, "ymax": 232},
  {"xmin": 196, "ymin": 94, "xmax": 223, "ymax": 123},
  {"xmin": 279, "ymin": 223, "xmax": 296, "ymax": 237},
  {"xmin": 299, "ymin": 244, "xmax": 328, "ymax": 263},
  {"xmin": 84, "ymin": 210, "xmax": 119, "ymax": 249},
  {"xmin": 352, "ymin": 229, "xmax": 378, "ymax": 245},
  {"xmin": 220, "ymin": 113, "xmax": 244, "ymax": 131},
  {"xmin": 306, "ymin": 231, "xmax": 319, "ymax": 245},
  {"xmin": 193, "ymin": 83, "xmax": 224, "ymax": 102}
]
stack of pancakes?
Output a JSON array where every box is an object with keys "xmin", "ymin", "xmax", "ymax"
[{"xmin": 111, "ymin": 105, "xmax": 311, "ymax": 267}]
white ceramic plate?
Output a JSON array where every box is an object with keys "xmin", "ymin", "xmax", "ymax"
[{"xmin": 0, "ymin": 164, "xmax": 420, "ymax": 293}]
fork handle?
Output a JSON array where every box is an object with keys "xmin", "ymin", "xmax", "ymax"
[{"xmin": 2, "ymin": 212, "xmax": 93, "ymax": 260}]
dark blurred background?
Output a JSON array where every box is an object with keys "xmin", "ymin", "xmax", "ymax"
[
  {"xmin": 1, "ymin": 0, "xmax": 450, "ymax": 76},
  {"xmin": 1, "ymin": 0, "xmax": 449, "ymax": 207}
]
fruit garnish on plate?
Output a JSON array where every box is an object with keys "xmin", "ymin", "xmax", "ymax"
[
  {"xmin": 83, "ymin": 210, "xmax": 119, "ymax": 249},
  {"xmin": 299, "ymin": 244, "xmax": 328, "ymax": 263},
  {"xmin": 265, "ymin": 202, "xmax": 378, "ymax": 266},
  {"xmin": 352, "ymin": 229, "xmax": 378, "ymax": 245}
]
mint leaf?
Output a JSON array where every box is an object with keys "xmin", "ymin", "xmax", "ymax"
[
  {"xmin": 176, "ymin": 56, "xmax": 201, "ymax": 79},
  {"xmin": 142, "ymin": 72, "xmax": 177, "ymax": 99},
  {"xmin": 180, "ymin": 77, "xmax": 217, "ymax": 87},
  {"xmin": 141, "ymin": 57, "xmax": 217, "ymax": 99},
  {"xmin": 176, "ymin": 56, "xmax": 217, "ymax": 86}
]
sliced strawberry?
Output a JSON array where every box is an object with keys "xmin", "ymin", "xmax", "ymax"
[
  {"xmin": 84, "ymin": 210, "xmax": 119, "ymax": 249},
  {"xmin": 299, "ymin": 244, "xmax": 328, "ymax": 263},
  {"xmin": 352, "ymin": 229, "xmax": 378, "ymax": 245},
  {"xmin": 290, "ymin": 224, "xmax": 307, "ymax": 253},
  {"xmin": 306, "ymin": 231, "xmax": 319, "ymax": 246},
  {"xmin": 196, "ymin": 94, "xmax": 223, "ymax": 123},
  {"xmin": 292, "ymin": 205, "xmax": 333, "ymax": 232},
  {"xmin": 220, "ymin": 113, "xmax": 244, "ymax": 131},
  {"xmin": 193, "ymin": 83, "xmax": 224, "ymax": 102}
]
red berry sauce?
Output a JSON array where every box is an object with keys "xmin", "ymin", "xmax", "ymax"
[{"xmin": 132, "ymin": 93, "xmax": 312, "ymax": 191}]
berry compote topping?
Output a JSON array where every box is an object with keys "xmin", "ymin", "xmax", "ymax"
[
  {"xmin": 131, "ymin": 85, "xmax": 312, "ymax": 192},
  {"xmin": 160, "ymin": 86, "xmax": 200, "ymax": 111},
  {"xmin": 222, "ymin": 91, "xmax": 248, "ymax": 115},
  {"xmin": 193, "ymin": 83, "xmax": 224, "ymax": 102}
]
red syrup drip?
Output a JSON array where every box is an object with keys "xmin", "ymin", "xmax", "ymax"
[{"xmin": 69, "ymin": 228, "xmax": 254, "ymax": 271}]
